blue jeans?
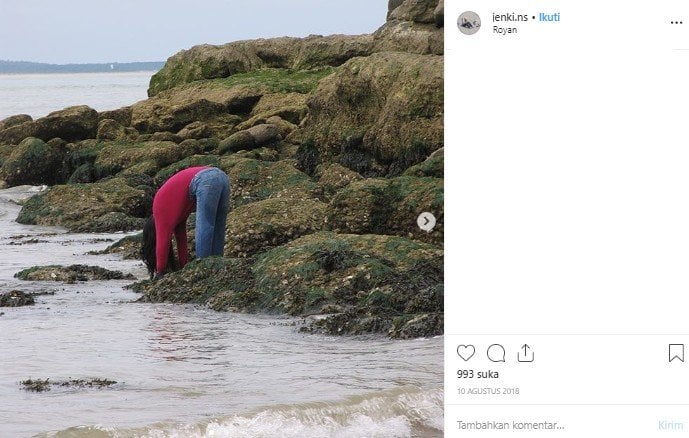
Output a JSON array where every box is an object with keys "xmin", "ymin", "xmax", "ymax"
[{"xmin": 189, "ymin": 167, "xmax": 231, "ymax": 259}]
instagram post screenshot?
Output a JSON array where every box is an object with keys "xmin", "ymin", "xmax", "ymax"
[
  {"xmin": 448, "ymin": 0, "xmax": 689, "ymax": 436},
  {"xmin": 0, "ymin": 1, "xmax": 444, "ymax": 437}
]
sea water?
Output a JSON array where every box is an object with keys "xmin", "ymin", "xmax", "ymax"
[
  {"xmin": 0, "ymin": 72, "xmax": 154, "ymax": 120},
  {"xmin": 0, "ymin": 186, "xmax": 443, "ymax": 437}
]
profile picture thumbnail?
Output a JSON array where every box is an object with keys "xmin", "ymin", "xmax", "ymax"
[{"xmin": 458, "ymin": 11, "xmax": 481, "ymax": 35}]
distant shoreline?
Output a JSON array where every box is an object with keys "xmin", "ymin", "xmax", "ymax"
[
  {"xmin": 0, "ymin": 70, "xmax": 159, "ymax": 77},
  {"xmin": 0, "ymin": 60, "xmax": 164, "ymax": 75}
]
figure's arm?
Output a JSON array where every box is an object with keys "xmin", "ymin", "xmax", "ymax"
[
  {"xmin": 155, "ymin": 220, "xmax": 171, "ymax": 274},
  {"xmin": 174, "ymin": 221, "xmax": 189, "ymax": 267}
]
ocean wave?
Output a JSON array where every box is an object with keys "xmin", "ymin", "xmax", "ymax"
[{"xmin": 45, "ymin": 386, "xmax": 443, "ymax": 438}]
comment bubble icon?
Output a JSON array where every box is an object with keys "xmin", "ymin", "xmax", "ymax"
[{"xmin": 487, "ymin": 344, "xmax": 506, "ymax": 362}]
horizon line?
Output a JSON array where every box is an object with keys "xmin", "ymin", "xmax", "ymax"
[{"xmin": 0, "ymin": 59, "xmax": 166, "ymax": 66}]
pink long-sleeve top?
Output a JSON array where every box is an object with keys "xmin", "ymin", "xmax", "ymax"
[{"xmin": 152, "ymin": 166, "xmax": 208, "ymax": 273}]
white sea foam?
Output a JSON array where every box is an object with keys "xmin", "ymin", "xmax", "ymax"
[{"xmin": 51, "ymin": 387, "xmax": 443, "ymax": 438}]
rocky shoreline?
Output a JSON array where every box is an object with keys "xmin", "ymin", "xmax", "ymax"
[{"xmin": 0, "ymin": 0, "xmax": 444, "ymax": 339}]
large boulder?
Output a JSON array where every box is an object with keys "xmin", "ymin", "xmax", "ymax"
[
  {"xmin": 218, "ymin": 123, "xmax": 281, "ymax": 154},
  {"xmin": 402, "ymin": 147, "xmax": 443, "ymax": 178},
  {"xmin": 95, "ymin": 140, "xmax": 197, "ymax": 175},
  {"xmin": 373, "ymin": 20, "xmax": 443, "ymax": 55},
  {"xmin": 247, "ymin": 124, "xmax": 281, "ymax": 146},
  {"xmin": 131, "ymin": 82, "xmax": 262, "ymax": 134},
  {"xmin": 96, "ymin": 119, "xmax": 135, "ymax": 141},
  {"xmin": 15, "ymin": 265, "xmax": 134, "ymax": 282},
  {"xmin": 219, "ymin": 158, "xmax": 316, "ymax": 207},
  {"xmin": 0, "ymin": 106, "xmax": 101, "ymax": 145},
  {"xmin": 134, "ymin": 257, "xmax": 255, "ymax": 305},
  {"xmin": 33, "ymin": 105, "xmax": 99, "ymax": 142},
  {"xmin": 224, "ymin": 198, "xmax": 326, "ymax": 257},
  {"xmin": 251, "ymin": 232, "xmax": 443, "ymax": 337},
  {"xmin": 154, "ymin": 154, "xmax": 220, "ymax": 185},
  {"xmin": 298, "ymin": 52, "xmax": 443, "ymax": 172},
  {"xmin": 0, "ymin": 137, "xmax": 68, "ymax": 186},
  {"xmin": 0, "ymin": 291, "xmax": 35, "ymax": 307},
  {"xmin": 148, "ymin": 35, "xmax": 375, "ymax": 96},
  {"xmin": 133, "ymin": 231, "xmax": 443, "ymax": 338},
  {"xmin": 376, "ymin": 0, "xmax": 443, "ymax": 55},
  {"xmin": 0, "ymin": 120, "xmax": 37, "ymax": 145},
  {"xmin": 327, "ymin": 176, "xmax": 443, "ymax": 245},
  {"xmin": 0, "ymin": 114, "xmax": 32, "ymax": 131},
  {"xmin": 17, "ymin": 176, "xmax": 151, "ymax": 232},
  {"xmin": 237, "ymin": 92, "xmax": 309, "ymax": 129},
  {"xmin": 315, "ymin": 163, "xmax": 363, "ymax": 200},
  {"xmin": 98, "ymin": 107, "xmax": 133, "ymax": 127},
  {"xmin": 388, "ymin": 0, "xmax": 438, "ymax": 23},
  {"xmin": 434, "ymin": 0, "xmax": 444, "ymax": 27}
]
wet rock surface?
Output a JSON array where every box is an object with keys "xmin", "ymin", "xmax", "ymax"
[
  {"xmin": 0, "ymin": 290, "xmax": 36, "ymax": 307},
  {"xmin": 89, "ymin": 233, "xmax": 142, "ymax": 260},
  {"xmin": 134, "ymin": 232, "xmax": 443, "ymax": 338},
  {"xmin": 15, "ymin": 264, "xmax": 135, "ymax": 283},
  {"xmin": 0, "ymin": 137, "xmax": 68, "ymax": 186},
  {"xmin": 17, "ymin": 176, "xmax": 151, "ymax": 232},
  {"xmin": 224, "ymin": 198, "xmax": 326, "ymax": 257},
  {"xmin": 20, "ymin": 378, "xmax": 117, "ymax": 392}
]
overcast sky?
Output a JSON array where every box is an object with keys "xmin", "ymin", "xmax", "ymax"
[{"xmin": 0, "ymin": 0, "xmax": 388, "ymax": 64}]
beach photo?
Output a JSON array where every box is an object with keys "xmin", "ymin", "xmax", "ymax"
[{"xmin": 0, "ymin": 1, "xmax": 444, "ymax": 436}]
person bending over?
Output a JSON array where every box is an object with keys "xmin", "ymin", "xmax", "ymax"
[{"xmin": 142, "ymin": 166, "xmax": 231, "ymax": 280}]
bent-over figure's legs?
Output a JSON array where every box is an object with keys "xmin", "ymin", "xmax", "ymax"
[{"xmin": 189, "ymin": 168, "xmax": 231, "ymax": 259}]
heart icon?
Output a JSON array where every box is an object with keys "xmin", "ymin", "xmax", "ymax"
[{"xmin": 457, "ymin": 344, "xmax": 475, "ymax": 361}]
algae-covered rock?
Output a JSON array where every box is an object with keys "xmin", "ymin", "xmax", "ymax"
[
  {"xmin": 96, "ymin": 119, "xmax": 135, "ymax": 141},
  {"xmin": 373, "ymin": 20, "xmax": 443, "ymax": 56},
  {"xmin": 388, "ymin": 0, "xmax": 438, "ymax": 24},
  {"xmin": 265, "ymin": 116, "xmax": 298, "ymax": 138},
  {"xmin": 132, "ymin": 232, "xmax": 442, "ymax": 338},
  {"xmin": 0, "ymin": 120, "xmax": 37, "ymax": 145},
  {"xmin": 300, "ymin": 52, "xmax": 443, "ymax": 171},
  {"xmin": 228, "ymin": 147, "xmax": 279, "ymax": 162},
  {"xmin": 17, "ymin": 177, "xmax": 151, "ymax": 232},
  {"xmin": 20, "ymin": 378, "xmax": 117, "ymax": 392},
  {"xmin": 376, "ymin": 0, "xmax": 444, "ymax": 56},
  {"xmin": 218, "ymin": 158, "xmax": 315, "ymax": 206},
  {"xmin": 237, "ymin": 92, "xmax": 309, "ymax": 128},
  {"xmin": 388, "ymin": 311, "xmax": 443, "ymax": 339},
  {"xmin": 134, "ymin": 257, "xmax": 254, "ymax": 305},
  {"xmin": 252, "ymin": 232, "xmax": 443, "ymax": 337},
  {"xmin": 315, "ymin": 163, "xmax": 363, "ymax": 200},
  {"xmin": 0, "ymin": 114, "xmax": 32, "ymax": 131},
  {"xmin": 177, "ymin": 121, "xmax": 213, "ymax": 140},
  {"xmin": 86, "ymin": 212, "xmax": 145, "ymax": 233},
  {"xmin": 95, "ymin": 140, "xmax": 195, "ymax": 175},
  {"xmin": 64, "ymin": 140, "xmax": 113, "ymax": 183},
  {"xmin": 98, "ymin": 107, "xmax": 133, "ymax": 127},
  {"xmin": 434, "ymin": 0, "xmax": 444, "ymax": 26},
  {"xmin": 33, "ymin": 105, "xmax": 99, "ymax": 142},
  {"xmin": 218, "ymin": 130, "xmax": 255, "ymax": 154},
  {"xmin": 132, "ymin": 81, "xmax": 262, "ymax": 134},
  {"xmin": 225, "ymin": 198, "xmax": 326, "ymax": 257},
  {"xmin": 402, "ymin": 147, "xmax": 443, "ymax": 178},
  {"xmin": 149, "ymin": 131, "xmax": 182, "ymax": 143},
  {"xmin": 0, "ymin": 290, "xmax": 35, "ymax": 307},
  {"xmin": 0, "ymin": 106, "xmax": 99, "ymax": 145},
  {"xmin": 154, "ymin": 155, "xmax": 220, "ymax": 185},
  {"xmin": 15, "ymin": 264, "xmax": 134, "ymax": 282},
  {"xmin": 148, "ymin": 36, "xmax": 373, "ymax": 95},
  {"xmin": 218, "ymin": 123, "xmax": 281, "ymax": 155},
  {"xmin": 327, "ymin": 176, "xmax": 443, "ymax": 244},
  {"xmin": 90, "ymin": 233, "xmax": 142, "ymax": 260},
  {"xmin": 0, "ymin": 137, "xmax": 68, "ymax": 186}
]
